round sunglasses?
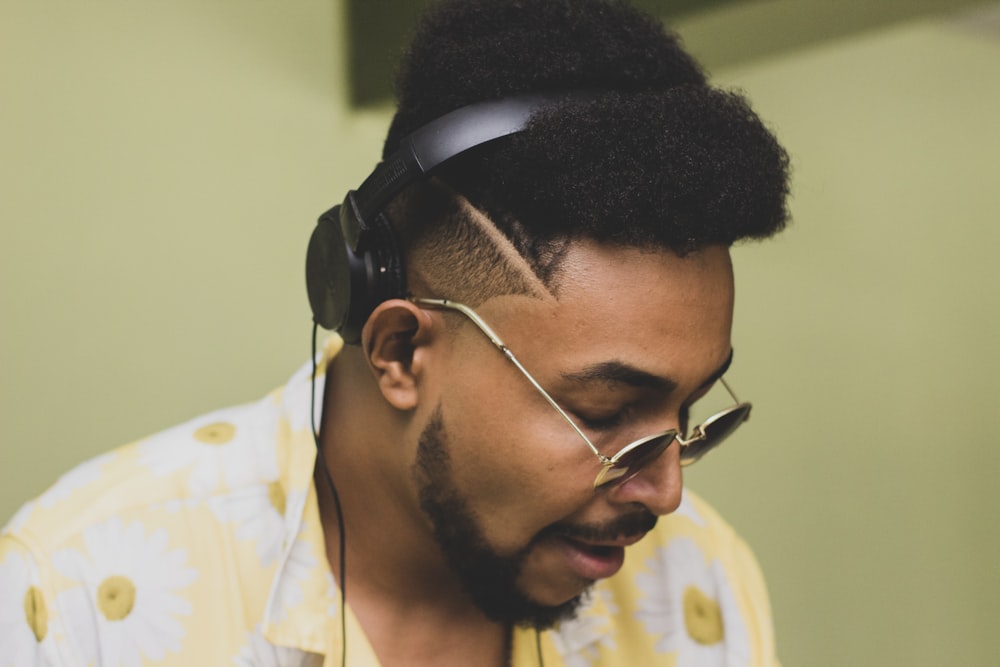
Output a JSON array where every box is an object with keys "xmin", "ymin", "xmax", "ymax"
[{"xmin": 412, "ymin": 298, "xmax": 752, "ymax": 489}]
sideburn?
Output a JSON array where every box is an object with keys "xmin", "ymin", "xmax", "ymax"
[{"xmin": 412, "ymin": 405, "xmax": 584, "ymax": 629}]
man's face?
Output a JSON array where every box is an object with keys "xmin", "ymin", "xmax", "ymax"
[{"xmin": 411, "ymin": 241, "xmax": 735, "ymax": 627}]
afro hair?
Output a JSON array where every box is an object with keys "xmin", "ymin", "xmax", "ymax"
[{"xmin": 383, "ymin": 0, "xmax": 790, "ymax": 279}]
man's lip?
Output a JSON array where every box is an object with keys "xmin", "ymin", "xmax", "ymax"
[
  {"xmin": 552, "ymin": 532, "xmax": 648, "ymax": 581},
  {"xmin": 564, "ymin": 532, "xmax": 648, "ymax": 549}
]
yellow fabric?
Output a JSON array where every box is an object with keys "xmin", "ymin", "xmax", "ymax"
[{"xmin": 0, "ymin": 336, "xmax": 779, "ymax": 666}]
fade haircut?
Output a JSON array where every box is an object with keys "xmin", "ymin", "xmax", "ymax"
[{"xmin": 383, "ymin": 0, "xmax": 791, "ymax": 305}]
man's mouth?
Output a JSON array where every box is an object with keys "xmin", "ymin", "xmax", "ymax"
[{"xmin": 554, "ymin": 532, "xmax": 647, "ymax": 581}]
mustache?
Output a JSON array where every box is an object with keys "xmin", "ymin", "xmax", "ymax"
[{"xmin": 538, "ymin": 510, "xmax": 658, "ymax": 544}]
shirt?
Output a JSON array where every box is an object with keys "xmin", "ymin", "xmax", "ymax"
[{"xmin": 0, "ymin": 336, "xmax": 779, "ymax": 667}]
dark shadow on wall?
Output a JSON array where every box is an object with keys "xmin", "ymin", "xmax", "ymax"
[
  {"xmin": 345, "ymin": 0, "xmax": 735, "ymax": 107},
  {"xmin": 345, "ymin": 0, "xmax": 990, "ymax": 107}
]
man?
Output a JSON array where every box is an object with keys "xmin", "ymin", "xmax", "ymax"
[{"xmin": 0, "ymin": 0, "xmax": 790, "ymax": 665}]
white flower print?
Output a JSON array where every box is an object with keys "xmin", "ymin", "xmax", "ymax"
[
  {"xmin": 51, "ymin": 517, "xmax": 198, "ymax": 667},
  {"xmin": 551, "ymin": 589, "xmax": 618, "ymax": 667},
  {"xmin": 153, "ymin": 498, "xmax": 202, "ymax": 514},
  {"xmin": 38, "ymin": 452, "xmax": 115, "ymax": 507},
  {"xmin": 673, "ymin": 491, "xmax": 706, "ymax": 527},
  {"xmin": 2, "ymin": 500, "xmax": 35, "ymax": 535},
  {"xmin": 210, "ymin": 486, "xmax": 306, "ymax": 568},
  {"xmin": 267, "ymin": 522, "xmax": 318, "ymax": 622},
  {"xmin": 635, "ymin": 538, "xmax": 750, "ymax": 666},
  {"xmin": 324, "ymin": 571, "xmax": 339, "ymax": 619},
  {"xmin": 233, "ymin": 624, "xmax": 322, "ymax": 667},
  {"xmin": 279, "ymin": 358, "xmax": 327, "ymax": 436},
  {"xmin": 138, "ymin": 405, "xmax": 278, "ymax": 496},
  {"xmin": 0, "ymin": 548, "xmax": 52, "ymax": 667}
]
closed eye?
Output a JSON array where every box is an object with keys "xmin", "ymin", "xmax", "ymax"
[{"xmin": 575, "ymin": 411, "xmax": 626, "ymax": 432}]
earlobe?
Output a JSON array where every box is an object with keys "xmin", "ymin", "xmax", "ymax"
[{"xmin": 362, "ymin": 300, "xmax": 436, "ymax": 411}]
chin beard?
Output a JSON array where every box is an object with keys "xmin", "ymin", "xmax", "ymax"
[{"xmin": 412, "ymin": 407, "xmax": 585, "ymax": 630}]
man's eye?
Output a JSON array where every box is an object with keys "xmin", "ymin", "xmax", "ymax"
[{"xmin": 577, "ymin": 412, "xmax": 625, "ymax": 431}]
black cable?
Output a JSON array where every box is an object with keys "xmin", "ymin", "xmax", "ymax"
[
  {"xmin": 310, "ymin": 324, "xmax": 542, "ymax": 667},
  {"xmin": 311, "ymin": 322, "xmax": 348, "ymax": 667}
]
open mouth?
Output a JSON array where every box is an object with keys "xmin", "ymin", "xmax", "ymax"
[
  {"xmin": 573, "ymin": 541, "xmax": 619, "ymax": 558},
  {"xmin": 556, "ymin": 537, "xmax": 628, "ymax": 581}
]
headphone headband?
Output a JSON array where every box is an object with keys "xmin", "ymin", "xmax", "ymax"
[
  {"xmin": 349, "ymin": 92, "xmax": 592, "ymax": 245},
  {"xmin": 307, "ymin": 91, "xmax": 591, "ymax": 341}
]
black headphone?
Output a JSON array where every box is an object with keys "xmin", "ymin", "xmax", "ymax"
[{"xmin": 305, "ymin": 92, "xmax": 587, "ymax": 343}]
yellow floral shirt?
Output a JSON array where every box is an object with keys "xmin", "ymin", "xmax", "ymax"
[{"xmin": 0, "ymin": 336, "xmax": 779, "ymax": 667}]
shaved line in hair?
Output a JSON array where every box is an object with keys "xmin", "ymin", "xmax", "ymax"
[
  {"xmin": 388, "ymin": 178, "xmax": 557, "ymax": 307},
  {"xmin": 451, "ymin": 191, "xmax": 554, "ymax": 302}
]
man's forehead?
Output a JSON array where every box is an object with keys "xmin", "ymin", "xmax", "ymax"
[
  {"xmin": 475, "ymin": 244, "xmax": 735, "ymax": 389},
  {"xmin": 489, "ymin": 241, "xmax": 733, "ymax": 308}
]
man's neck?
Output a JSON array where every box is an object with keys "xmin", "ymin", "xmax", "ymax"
[{"xmin": 313, "ymin": 353, "xmax": 511, "ymax": 666}]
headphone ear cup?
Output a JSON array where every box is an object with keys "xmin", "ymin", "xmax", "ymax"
[
  {"xmin": 338, "ymin": 211, "xmax": 405, "ymax": 343},
  {"xmin": 366, "ymin": 211, "xmax": 406, "ymax": 311},
  {"xmin": 306, "ymin": 206, "xmax": 352, "ymax": 332},
  {"xmin": 305, "ymin": 205, "xmax": 406, "ymax": 343}
]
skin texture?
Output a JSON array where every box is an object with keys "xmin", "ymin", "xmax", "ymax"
[{"xmin": 315, "ymin": 240, "xmax": 735, "ymax": 666}]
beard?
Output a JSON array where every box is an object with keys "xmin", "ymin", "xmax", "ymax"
[{"xmin": 412, "ymin": 406, "xmax": 656, "ymax": 630}]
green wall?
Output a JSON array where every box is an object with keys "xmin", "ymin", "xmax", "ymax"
[
  {"xmin": 680, "ymin": 7, "xmax": 1000, "ymax": 665},
  {"xmin": 0, "ymin": 0, "xmax": 389, "ymax": 506},
  {"xmin": 2, "ymin": 2, "xmax": 997, "ymax": 665}
]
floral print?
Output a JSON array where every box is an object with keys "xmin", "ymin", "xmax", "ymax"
[
  {"xmin": 0, "ymin": 336, "xmax": 777, "ymax": 666},
  {"xmin": 634, "ymin": 537, "xmax": 750, "ymax": 666},
  {"xmin": 51, "ymin": 518, "xmax": 198, "ymax": 666}
]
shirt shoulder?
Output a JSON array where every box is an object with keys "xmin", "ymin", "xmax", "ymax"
[
  {"xmin": 0, "ymin": 535, "xmax": 62, "ymax": 665},
  {"xmin": 0, "ymin": 346, "xmax": 339, "ymax": 667},
  {"xmin": 0, "ymin": 392, "xmax": 297, "ymax": 667},
  {"xmin": 4, "ymin": 394, "xmax": 283, "ymax": 552}
]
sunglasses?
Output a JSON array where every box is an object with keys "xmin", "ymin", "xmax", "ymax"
[{"xmin": 412, "ymin": 297, "xmax": 752, "ymax": 489}]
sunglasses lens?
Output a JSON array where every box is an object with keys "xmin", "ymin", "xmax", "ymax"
[
  {"xmin": 679, "ymin": 403, "xmax": 751, "ymax": 466},
  {"xmin": 595, "ymin": 432, "xmax": 675, "ymax": 488}
]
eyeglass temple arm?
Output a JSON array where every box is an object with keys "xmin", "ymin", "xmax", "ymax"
[
  {"xmin": 411, "ymin": 298, "xmax": 606, "ymax": 461},
  {"xmin": 719, "ymin": 377, "xmax": 742, "ymax": 404}
]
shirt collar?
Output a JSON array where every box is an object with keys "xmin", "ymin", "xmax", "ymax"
[{"xmin": 260, "ymin": 334, "xmax": 357, "ymax": 658}]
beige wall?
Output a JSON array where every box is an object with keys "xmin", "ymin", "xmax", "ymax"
[{"xmin": 2, "ymin": 2, "xmax": 997, "ymax": 665}]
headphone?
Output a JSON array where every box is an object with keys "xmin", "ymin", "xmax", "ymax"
[{"xmin": 305, "ymin": 92, "xmax": 587, "ymax": 343}]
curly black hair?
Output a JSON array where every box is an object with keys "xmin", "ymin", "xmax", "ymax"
[{"xmin": 383, "ymin": 0, "xmax": 790, "ymax": 293}]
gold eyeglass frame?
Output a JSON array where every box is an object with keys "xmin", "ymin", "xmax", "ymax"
[{"xmin": 412, "ymin": 297, "xmax": 751, "ymax": 488}]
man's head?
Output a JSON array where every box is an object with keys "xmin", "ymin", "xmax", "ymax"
[
  {"xmin": 400, "ymin": 240, "xmax": 737, "ymax": 629},
  {"xmin": 331, "ymin": 0, "xmax": 789, "ymax": 631},
  {"xmin": 383, "ymin": 0, "xmax": 789, "ymax": 310}
]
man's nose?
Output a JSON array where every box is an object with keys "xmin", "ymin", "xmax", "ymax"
[{"xmin": 605, "ymin": 440, "xmax": 683, "ymax": 516}]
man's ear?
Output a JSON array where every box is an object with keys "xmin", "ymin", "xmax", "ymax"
[{"xmin": 360, "ymin": 299, "xmax": 437, "ymax": 411}]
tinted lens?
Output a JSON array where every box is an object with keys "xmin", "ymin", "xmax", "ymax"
[
  {"xmin": 679, "ymin": 403, "xmax": 751, "ymax": 466},
  {"xmin": 595, "ymin": 432, "xmax": 675, "ymax": 488}
]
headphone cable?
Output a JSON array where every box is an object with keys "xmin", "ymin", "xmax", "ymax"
[
  {"xmin": 311, "ymin": 322, "xmax": 348, "ymax": 667},
  {"xmin": 311, "ymin": 324, "xmax": 548, "ymax": 667}
]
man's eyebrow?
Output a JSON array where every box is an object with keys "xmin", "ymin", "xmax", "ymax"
[
  {"xmin": 561, "ymin": 349, "xmax": 734, "ymax": 393},
  {"xmin": 561, "ymin": 362, "xmax": 676, "ymax": 392}
]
